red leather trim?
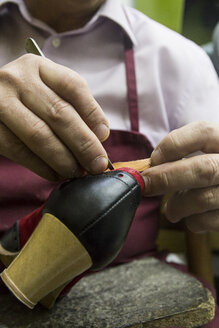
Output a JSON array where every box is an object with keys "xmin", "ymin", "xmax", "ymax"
[
  {"xmin": 115, "ymin": 167, "xmax": 144, "ymax": 193},
  {"xmin": 19, "ymin": 205, "xmax": 44, "ymax": 247}
]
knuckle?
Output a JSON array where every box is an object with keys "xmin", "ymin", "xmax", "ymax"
[
  {"xmin": 47, "ymin": 97, "xmax": 70, "ymax": 122},
  {"xmin": 18, "ymin": 53, "xmax": 40, "ymax": 66},
  {"xmin": 73, "ymin": 74, "xmax": 88, "ymax": 89},
  {"xmin": 198, "ymin": 120, "xmax": 214, "ymax": 138},
  {"xmin": 160, "ymin": 170, "xmax": 171, "ymax": 189},
  {"xmin": 0, "ymin": 68, "xmax": 20, "ymax": 88},
  {"xmin": 19, "ymin": 81, "xmax": 37, "ymax": 101},
  {"xmin": 195, "ymin": 188, "xmax": 215, "ymax": 212},
  {"xmin": 62, "ymin": 71, "xmax": 88, "ymax": 92},
  {"xmin": 78, "ymin": 136, "xmax": 96, "ymax": 157},
  {"xmin": 168, "ymin": 129, "xmax": 178, "ymax": 146},
  {"xmin": 166, "ymin": 130, "xmax": 177, "ymax": 149},
  {"xmin": 197, "ymin": 156, "xmax": 219, "ymax": 185},
  {"xmin": 157, "ymin": 130, "xmax": 181, "ymax": 163},
  {"xmin": 0, "ymin": 54, "xmax": 40, "ymax": 91},
  {"xmin": 28, "ymin": 120, "xmax": 49, "ymax": 144},
  {"xmin": 168, "ymin": 129, "xmax": 185, "ymax": 158},
  {"xmin": 83, "ymin": 100, "xmax": 100, "ymax": 123}
]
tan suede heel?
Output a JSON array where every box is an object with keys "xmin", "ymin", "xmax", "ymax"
[
  {"xmin": 0, "ymin": 249, "xmax": 68, "ymax": 309},
  {"xmin": 0, "ymin": 239, "xmax": 68, "ymax": 309},
  {"xmin": 0, "ymin": 213, "xmax": 92, "ymax": 309},
  {"xmin": 40, "ymin": 281, "xmax": 70, "ymax": 309}
]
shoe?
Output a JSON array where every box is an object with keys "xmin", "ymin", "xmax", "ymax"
[
  {"xmin": 0, "ymin": 205, "xmax": 81, "ymax": 308},
  {"xmin": 0, "ymin": 168, "xmax": 144, "ymax": 309}
]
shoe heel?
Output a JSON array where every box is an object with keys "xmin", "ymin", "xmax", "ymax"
[{"xmin": 0, "ymin": 213, "xmax": 92, "ymax": 309}]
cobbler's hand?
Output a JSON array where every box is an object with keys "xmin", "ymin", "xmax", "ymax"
[
  {"xmin": 0, "ymin": 54, "xmax": 109, "ymax": 180},
  {"xmin": 142, "ymin": 121, "xmax": 219, "ymax": 233}
]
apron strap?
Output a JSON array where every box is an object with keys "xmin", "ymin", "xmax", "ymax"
[{"xmin": 124, "ymin": 34, "xmax": 139, "ymax": 132}]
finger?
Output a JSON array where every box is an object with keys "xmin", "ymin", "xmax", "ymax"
[
  {"xmin": 0, "ymin": 97, "xmax": 80, "ymax": 178},
  {"xmin": 39, "ymin": 57, "xmax": 110, "ymax": 142},
  {"xmin": 0, "ymin": 122, "xmax": 60, "ymax": 181},
  {"xmin": 143, "ymin": 153, "xmax": 219, "ymax": 196},
  {"xmin": 20, "ymin": 80, "xmax": 109, "ymax": 174},
  {"xmin": 164, "ymin": 186, "xmax": 219, "ymax": 223},
  {"xmin": 151, "ymin": 121, "xmax": 219, "ymax": 165},
  {"xmin": 185, "ymin": 210, "xmax": 219, "ymax": 233}
]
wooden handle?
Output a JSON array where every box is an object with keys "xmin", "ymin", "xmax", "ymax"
[{"xmin": 186, "ymin": 229, "xmax": 214, "ymax": 286}]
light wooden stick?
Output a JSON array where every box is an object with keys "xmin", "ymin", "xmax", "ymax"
[{"xmin": 110, "ymin": 158, "xmax": 151, "ymax": 172}]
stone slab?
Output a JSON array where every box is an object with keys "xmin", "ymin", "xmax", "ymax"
[{"xmin": 0, "ymin": 257, "xmax": 215, "ymax": 328}]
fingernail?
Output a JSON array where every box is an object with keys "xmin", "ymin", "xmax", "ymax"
[
  {"xmin": 151, "ymin": 147, "xmax": 162, "ymax": 165},
  {"xmin": 90, "ymin": 155, "xmax": 108, "ymax": 174},
  {"xmin": 94, "ymin": 124, "xmax": 110, "ymax": 142}
]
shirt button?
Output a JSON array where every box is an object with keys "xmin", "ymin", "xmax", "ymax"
[{"xmin": 52, "ymin": 38, "xmax": 61, "ymax": 48}]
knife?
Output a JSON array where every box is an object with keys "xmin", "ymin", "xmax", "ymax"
[{"xmin": 25, "ymin": 37, "xmax": 114, "ymax": 171}]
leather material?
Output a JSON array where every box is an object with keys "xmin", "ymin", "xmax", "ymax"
[
  {"xmin": 0, "ymin": 222, "xmax": 20, "ymax": 253},
  {"xmin": 43, "ymin": 170, "xmax": 142, "ymax": 270}
]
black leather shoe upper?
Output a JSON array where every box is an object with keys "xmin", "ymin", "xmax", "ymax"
[
  {"xmin": 0, "ymin": 221, "xmax": 20, "ymax": 253},
  {"xmin": 43, "ymin": 170, "xmax": 142, "ymax": 270}
]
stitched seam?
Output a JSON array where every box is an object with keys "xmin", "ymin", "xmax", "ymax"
[
  {"xmin": 102, "ymin": 171, "xmax": 139, "ymax": 190},
  {"xmin": 78, "ymin": 184, "xmax": 139, "ymax": 237},
  {"xmin": 112, "ymin": 175, "xmax": 133, "ymax": 188},
  {"xmin": 84, "ymin": 172, "xmax": 137, "ymax": 189}
]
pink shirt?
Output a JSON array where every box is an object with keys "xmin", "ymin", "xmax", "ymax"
[{"xmin": 0, "ymin": 0, "xmax": 219, "ymax": 149}]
